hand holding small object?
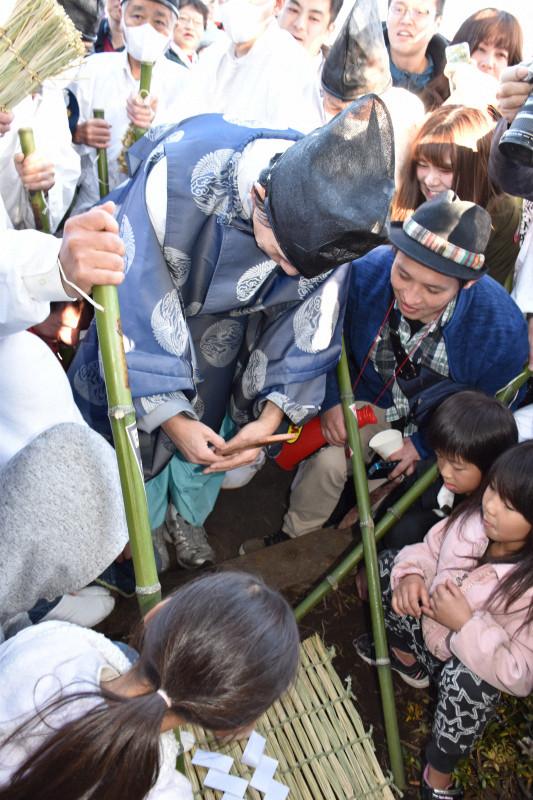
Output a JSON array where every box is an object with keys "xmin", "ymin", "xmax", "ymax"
[
  {"xmin": 203, "ymin": 401, "xmax": 285, "ymax": 474},
  {"xmin": 497, "ymin": 63, "xmax": 533, "ymax": 123},
  {"xmin": 126, "ymin": 92, "xmax": 158, "ymax": 129},
  {"xmin": 320, "ymin": 403, "xmax": 347, "ymax": 447},
  {"xmin": 392, "ymin": 574, "xmax": 430, "ymax": 618},
  {"xmin": 162, "ymin": 415, "xmax": 226, "ymax": 465},
  {"xmin": 14, "ymin": 152, "xmax": 55, "ymax": 192},
  {"xmin": 421, "ymin": 579, "xmax": 473, "ymax": 631},
  {"xmin": 58, "ymin": 201, "xmax": 125, "ymax": 296},
  {"xmin": 388, "ymin": 436, "xmax": 420, "ymax": 479},
  {"xmin": 74, "ymin": 118, "xmax": 112, "ymax": 148}
]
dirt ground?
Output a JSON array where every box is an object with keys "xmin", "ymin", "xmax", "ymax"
[{"xmin": 99, "ymin": 458, "xmax": 531, "ymax": 800}]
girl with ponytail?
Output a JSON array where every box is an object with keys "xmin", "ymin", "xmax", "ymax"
[{"xmin": 0, "ymin": 571, "xmax": 299, "ymax": 800}]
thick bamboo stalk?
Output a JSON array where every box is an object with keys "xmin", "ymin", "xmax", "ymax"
[
  {"xmin": 294, "ymin": 462, "xmax": 439, "ymax": 622},
  {"xmin": 18, "ymin": 127, "xmax": 51, "ymax": 233},
  {"xmin": 335, "ymin": 339, "xmax": 405, "ymax": 789},
  {"xmin": 132, "ymin": 62, "xmax": 153, "ymax": 141},
  {"xmin": 93, "ymin": 109, "xmax": 109, "ymax": 197},
  {"xmin": 496, "ymin": 366, "xmax": 531, "ymax": 405},
  {"xmin": 92, "ymin": 114, "xmax": 160, "ymax": 616}
]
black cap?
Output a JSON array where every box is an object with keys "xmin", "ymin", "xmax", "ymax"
[
  {"xmin": 322, "ymin": 0, "xmax": 392, "ymax": 101},
  {"xmin": 121, "ymin": 0, "xmax": 179, "ymax": 16},
  {"xmin": 57, "ymin": 0, "xmax": 104, "ymax": 41},
  {"xmin": 263, "ymin": 94, "xmax": 395, "ymax": 278},
  {"xmin": 389, "ymin": 191, "xmax": 491, "ymax": 281}
]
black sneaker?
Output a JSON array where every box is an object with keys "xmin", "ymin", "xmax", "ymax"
[
  {"xmin": 354, "ymin": 633, "xmax": 430, "ymax": 689},
  {"xmin": 239, "ymin": 531, "xmax": 291, "ymax": 556}
]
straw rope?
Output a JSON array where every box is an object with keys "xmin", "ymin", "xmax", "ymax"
[{"xmin": 184, "ymin": 635, "xmax": 396, "ymax": 799}]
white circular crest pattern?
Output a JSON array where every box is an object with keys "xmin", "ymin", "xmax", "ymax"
[
  {"xmin": 199, "ymin": 319, "xmax": 243, "ymax": 367},
  {"xmin": 119, "ymin": 215, "xmax": 135, "ymax": 273},
  {"xmin": 297, "ymin": 270, "xmax": 332, "ymax": 299},
  {"xmin": 236, "ymin": 260, "xmax": 277, "ymax": 302},
  {"xmin": 140, "ymin": 391, "xmax": 185, "ymax": 415},
  {"xmin": 145, "ymin": 124, "xmax": 173, "ymax": 142},
  {"xmin": 163, "ymin": 247, "xmax": 191, "ymax": 288},
  {"xmin": 190, "ymin": 148, "xmax": 237, "ymax": 219},
  {"xmin": 241, "ymin": 349, "xmax": 268, "ymax": 400},
  {"xmin": 73, "ymin": 361, "xmax": 107, "ymax": 406},
  {"xmin": 151, "ymin": 290, "xmax": 189, "ymax": 356},
  {"xmin": 293, "ymin": 288, "xmax": 340, "ymax": 354}
]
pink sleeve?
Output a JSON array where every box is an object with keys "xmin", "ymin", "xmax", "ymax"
[
  {"xmin": 390, "ymin": 517, "xmax": 448, "ymax": 590},
  {"xmin": 450, "ymin": 611, "xmax": 533, "ymax": 697}
]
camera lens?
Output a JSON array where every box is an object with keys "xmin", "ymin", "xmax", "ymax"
[{"xmin": 499, "ymin": 93, "xmax": 533, "ymax": 166}]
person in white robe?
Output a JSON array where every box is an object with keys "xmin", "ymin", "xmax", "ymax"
[
  {"xmin": 176, "ymin": 0, "xmax": 322, "ymax": 131},
  {"xmin": 0, "ymin": 87, "xmax": 80, "ymax": 233},
  {"xmin": 70, "ymin": 0, "xmax": 190, "ymax": 212}
]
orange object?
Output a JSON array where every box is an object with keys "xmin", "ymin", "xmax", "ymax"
[{"xmin": 275, "ymin": 404, "xmax": 377, "ymax": 470}]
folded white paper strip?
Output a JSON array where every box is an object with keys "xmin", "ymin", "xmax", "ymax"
[
  {"xmin": 264, "ymin": 780, "xmax": 290, "ymax": 800},
  {"xmin": 192, "ymin": 749, "xmax": 233, "ymax": 773},
  {"xmin": 241, "ymin": 731, "xmax": 267, "ymax": 768},
  {"xmin": 204, "ymin": 769, "xmax": 248, "ymax": 798},
  {"xmin": 250, "ymin": 755, "xmax": 279, "ymax": 792},
  {"xmin": 221, "ymin": 794, "xmax": 243, "ymax": 800}
]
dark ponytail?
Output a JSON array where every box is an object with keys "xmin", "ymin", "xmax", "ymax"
[{"xmin": 0, "ymin": 572, "xmax": 299, "ymax": 800}]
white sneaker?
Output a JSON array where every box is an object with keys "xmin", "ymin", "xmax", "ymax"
[
  {"xmin": 221, "ymin": 448, "xmax": 266, "ymax": 489},
  {"xmin": 39, "ymin": 586, "xmax": 115, "ymax": 628}
]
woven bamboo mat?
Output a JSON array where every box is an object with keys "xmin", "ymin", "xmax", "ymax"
[{"xmin": 184, "ymin": 634, "xmax": 396, "ymax": 799}]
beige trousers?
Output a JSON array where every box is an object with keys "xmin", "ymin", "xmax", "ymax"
[{"xmin": 282, "ymin": 403, "xmax": 389, "ymax": 538}]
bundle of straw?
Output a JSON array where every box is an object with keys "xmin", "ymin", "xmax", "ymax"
[{"xmin": 0, "ymin": 0, "xmax": 84, "ymax": 111}]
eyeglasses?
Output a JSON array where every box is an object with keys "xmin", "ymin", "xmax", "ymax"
[
  {"xmin": 177, "ymin": 15, "xmax": 204, "ymax": 28},
  {"xmin": 389, "ymin": 2, "xmax": 435, "ymax": 23}
]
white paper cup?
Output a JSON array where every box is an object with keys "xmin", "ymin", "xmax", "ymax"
[{"xmin": 369, "ymin": 429, "xmax": 403, "ymax": 459}]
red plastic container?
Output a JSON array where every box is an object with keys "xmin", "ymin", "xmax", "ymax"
[{"xmin": 274, "ymin": 404, "xmax": 377, "ymax": 470}]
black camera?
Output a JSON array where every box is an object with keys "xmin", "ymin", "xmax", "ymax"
[{"xmin": 499, "ymin": 63, "xmax": 533, "ymax": 167}]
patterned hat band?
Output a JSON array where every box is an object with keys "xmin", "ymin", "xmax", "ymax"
[{"xmin": 403, "ymin": 217, "xmax": 485, "ymax": 271}]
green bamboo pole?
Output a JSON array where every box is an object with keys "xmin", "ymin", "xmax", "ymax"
[
  {"xmin": 294, "ymin": 462, "xmax": 439, "ymax": 622},
  {"xmin": 496, "ymin": 366, "xmax": 531, "ymax": 405},
  {"xmin": 336, "ymin": 339, "xmax": 405, "ymax": 789},
  {"xmin": 18, "ymin": 127, "xmax": 51, "ymax": 233},
  {"xmin": 93, "ymin": 109, "xmax": 109, "ymax": 197},
  {"xmin": 295, "ymin": 363, "xmax": 530, "ymax": 622},
  {"xmin": 132, "ymin": 62, "xmax": 153, "ymax": 142},
  {"xmin": 92, "ymin": 110, "xmax": 161, "ymax": 616}
]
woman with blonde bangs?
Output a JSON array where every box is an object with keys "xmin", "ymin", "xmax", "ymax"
[{"xmin": 392, "ymin": 105, "xmax": 521, "ymax": 287}]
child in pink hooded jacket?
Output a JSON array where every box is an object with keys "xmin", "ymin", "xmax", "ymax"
[{"xmin": 358, "ymin": 441, "xmax": 533, "ymax": 800}]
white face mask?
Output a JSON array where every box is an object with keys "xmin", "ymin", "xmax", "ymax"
[
  {"xmin": 218, "ymin": 0, "xmax": 271, "ymax": 44},
  {"xmin": 121, "ymin": 21, "xmax": 172, "ymax": 61}
]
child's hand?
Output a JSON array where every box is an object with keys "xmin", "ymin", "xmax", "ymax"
[
  {"xmin": 392, "ymin": 574, "xmax": 430, "ymax": 618},
  {"xmin": 421, "ymin": 580, "xmax": 473, "ymax": 632}
]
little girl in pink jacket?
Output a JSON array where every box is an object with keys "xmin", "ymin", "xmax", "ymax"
[{"xmin": 359, "ymin": 441, "xmax": 533, "ymax": 800}]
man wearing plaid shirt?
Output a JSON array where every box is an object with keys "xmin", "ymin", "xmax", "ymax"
[{"xmin": 252, "ymin": 192, "xmax": 528, "ymax": 548}]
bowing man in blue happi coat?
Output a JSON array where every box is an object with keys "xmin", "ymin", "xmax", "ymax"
[{"xmin": 70, "ymin": 96, "xmax": 395, "ymax": 568}]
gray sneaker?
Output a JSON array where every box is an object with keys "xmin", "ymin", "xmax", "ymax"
[{"xmin": 164, "ymin": 504, "xmax": 215, "ymax": 569}]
